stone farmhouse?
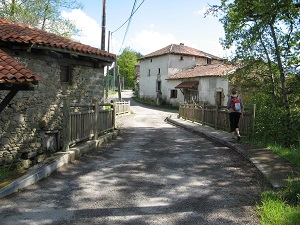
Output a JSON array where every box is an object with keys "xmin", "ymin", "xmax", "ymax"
[
  {"xmin": 138, "ymin": 43, "xmax": 235, "ymax": 106},
  {"xmin": 0, "ymin": 18, "xmax": 115, "ymax": 167}
]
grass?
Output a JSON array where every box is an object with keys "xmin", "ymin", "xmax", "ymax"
[
  {"xmin": 0, "ymin": 165, "xmax": 26, "ymax": 189},
  {"xmin": 253, "ymin": 142, "xmax": 300, "ymax": 224},
  {"xmin": 268, "ymin": 145, "xmax": 300, "ymax": 168},
  {"xmin": 133, "ymin": 96, "xmax": 179, "ymax": 110},
  {"xmin": 257, "ymin": 179, "xmax": 300, "ymax": 225}
]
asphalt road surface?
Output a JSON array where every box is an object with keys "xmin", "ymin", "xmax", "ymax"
[{"xmin": 0, "ymin": 91, "xmax": 270, "ymax": 225}]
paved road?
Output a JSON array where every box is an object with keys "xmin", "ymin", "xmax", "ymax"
[{"xmin": 0, "ymin": 92, "xmax": 269, "ymax": 225}]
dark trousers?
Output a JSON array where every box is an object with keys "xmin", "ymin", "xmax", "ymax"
[{"xmin": 229, "ymin": 112, "xmax": 241, "ymax": 132}]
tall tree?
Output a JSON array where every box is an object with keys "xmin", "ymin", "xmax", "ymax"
[
  {"xmin": 208, "ymin": 0, "xmax": 300, "ymax": 112},
  {"xmin": 207, "ymin": 0, "xmax": 300, "ymax": 146},
  {"xmin": 0, "ymin": 0, "xmax": 82, "ymax": 38},
  {"xmin": 117, "ymin": 47, "xmax": 139, "ymax": 88}
]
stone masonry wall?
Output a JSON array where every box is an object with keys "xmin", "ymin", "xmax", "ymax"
[{"xmin": 0, "ymin": 48, "xmax": 105, "ymax": 168}]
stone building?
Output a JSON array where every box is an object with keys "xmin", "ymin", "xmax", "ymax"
[{"xmin": 0, "ymin": 18, "xmax": 115, "ymax": 167}]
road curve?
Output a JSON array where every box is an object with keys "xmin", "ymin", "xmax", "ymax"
[{"xmin": 0, "ymin": 91, "xmax": 269, "ymax": 225}]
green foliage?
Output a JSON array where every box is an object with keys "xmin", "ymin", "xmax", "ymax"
[
  {"xmin": 0, "ymin": 0, "xmax": 82, "ymax": 38},
  {"xmin": 210, "ymin": 0, "xmax": 300, "ymax": 114},
  {"xmin": 269, "ymin": 145, "xmax": 300, "ymax": 168},
  {"xmin": 117, "ymin": 47, "xmax": 140, "ymax": 89},
  {"xmin": 246, "ymin": 92, "xmax": 300, "ymax": 147},
  {"xmin": 257, "ymin": 179, "xmax": 300, "ymax": 225}
]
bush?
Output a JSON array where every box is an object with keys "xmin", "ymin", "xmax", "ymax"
[{"xmin": 249, "ymin": 93, "xmax": 300, "ymax": 147}]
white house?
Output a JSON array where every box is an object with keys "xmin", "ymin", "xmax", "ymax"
[{"xmin": 138, "ymin": 43, "xmax": 235, "ymax": 106}]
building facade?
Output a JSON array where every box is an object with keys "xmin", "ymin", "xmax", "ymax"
[
  {"xmin": 138, "ymin": 43, "xmax": 233, "ymax": 106},
  {"xmin": 0, "ymin": 18, "xmax": 115, "ymax": 167}
]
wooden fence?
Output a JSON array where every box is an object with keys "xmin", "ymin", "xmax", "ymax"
[
  {"xmin": 62, "ymin": 100, "xmax": 130, "ymax": 151},
  {"xmin": 179, "ymin": 103, "xmax": 256, "ymax": 136}
]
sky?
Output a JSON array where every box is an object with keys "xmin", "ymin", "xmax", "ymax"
[{"xmin": 62, "ymin": 0, "xmax": 232, "ymax": 58}]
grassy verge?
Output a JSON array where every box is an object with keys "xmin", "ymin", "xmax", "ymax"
[
  {"xmin": 133, "ymin": 96, "xmax": 179, "ymax": 111},
  {"xmin": 254, "ymin": 142, "xmax": 300, "ymax": 224},
  {"xmin": 257, "ymin": 178, "xmax": 300, "ymax": 224}
]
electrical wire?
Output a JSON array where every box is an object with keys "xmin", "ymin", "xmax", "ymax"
[
  {"xmin": 110, "ymin": 0, "xmax": 146, "ymax": 54},
  {"xmin": 111, "ymin": 0, "xmax": 146, "ymax": 34},
  {"xmin": 117, "ymin": 0, "xmax": 137, "ymax": 54}
]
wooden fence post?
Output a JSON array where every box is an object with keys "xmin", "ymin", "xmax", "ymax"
[
  {"xmin": 251, "ymin": 104, "xmax": 256, "ymax": 138},
  {"xmin": 62, "ymin": 98, "xmax": 70, "ymax": 152},
  {"xmin": 215, "ymin": 104, "xmax": 218, "ymax": 129},
  {"xmin": 192, "ymin": 103, "xmax": 196, "ymax": 122},
  {"xmin": 202, "ymin": 102, "xmax": 205, "ymax": 125},
  {"xmin": 111, "ymin": 100, "xmax": 116, "ymax": 130},
  {"xmin": 94, "ymin": 101, "xmax": 99, "ymax": 140}
]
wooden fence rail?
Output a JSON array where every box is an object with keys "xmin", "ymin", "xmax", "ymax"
[
  {"xmin": 179, "ymin": 103, "xmax": 256, "ymax": 136},
  {"xmin": 63, "ymin": 100, "xmax": 130, "ymax": 151}
]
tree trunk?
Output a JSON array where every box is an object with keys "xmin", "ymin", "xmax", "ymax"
[
  {"xmin": 269, "ymin": 22, "xmax": 290, "ymax": 113},
  {"xmin": 260, "ymin": 37, "xmax": 278, "ymax": 107}
]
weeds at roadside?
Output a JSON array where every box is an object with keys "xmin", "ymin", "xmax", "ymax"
[{"xmin": 257, "ymin": 178, "xmax": 300, "ymax": 225}]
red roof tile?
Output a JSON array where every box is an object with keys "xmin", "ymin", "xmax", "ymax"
[
  {"xmin": 167, "ymin": 63, "xmax": 236, "ymax": 80},
  {"xmin": 0, "ymin": 18, "xmax": 115, "ymax": 60},
  {"xmin": 0, "ymin": 49, "xmax": 42, "ymax": 84},
  {"xmin": 140, "ymin": 43, "xmax": 223, "ymax": 60}
]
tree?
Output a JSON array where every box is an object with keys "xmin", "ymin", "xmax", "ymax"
[
  {"xmin": 117, "ymin": 47, "xmax": 139, "ymax": 89},
  {"xmin": 207, "ymin": 0, "xmax": 300, "ymax": 146},
  {"xmin": 0, "ymin": 0, "xmax": 82, "ymax": 38},
  {"xmin": 208, "ymin": 0, "xmax": 300, "ymax": 111}
]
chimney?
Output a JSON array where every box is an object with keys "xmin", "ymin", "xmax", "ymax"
[{"xmin": 180, "ymin": 43, "xmax": 184, "ymax": 46}]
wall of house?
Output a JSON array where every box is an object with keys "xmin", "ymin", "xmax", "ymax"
[
  {"xmin": 0, "ymin": 48, "xmax": 105, "ymax": 167},
  {"xmin": 198, "ymin": 77, "xmax": 229, "ymax": 106},
  {"xmin": 139, "ymin": 55, "xmax": 169, "ymax": 101},
  {"xmin": 139, "ymin": 54, "xmax": 197, "ymax": 104}
]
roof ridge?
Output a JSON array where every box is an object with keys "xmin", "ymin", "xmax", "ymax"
[{"xmin": 0, "ymin": 18, "xmax": 115, "ymax": 60}]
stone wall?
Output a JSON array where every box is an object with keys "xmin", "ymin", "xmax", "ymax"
[{"xmin": 0, "ymin": 48, "xmax": 105, "ymax": 168}]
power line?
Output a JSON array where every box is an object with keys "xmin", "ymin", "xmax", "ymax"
[
  {"xmin": 118, "ymin": 0, "xmax": 137, "ymax": 54},
  {"xmin": 110, "ymin": 0, "xmax": 146, "ymax": 54},
  {"xmin": 111, "ymin": 0, "xmax": 146, "ymax": 34}
]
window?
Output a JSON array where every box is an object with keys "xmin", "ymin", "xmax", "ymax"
[
  {"xmin": 148, "ymin": 69, "xmax": 151, "ymax": 76},
  {"xmin": 180, "ymin": 56, "xmax": 184, "ymax": 61},
  {"xmin": 170, "ymin": 89, "xmax": 177, "ymax": 98},
  {"xmin": 60, "ymin": 66, "xmax": 72, "ymax": 83},
  {"xmin": 157, "ymin": 81, "xmax": 161, "ymax": 92},
  {"xmin": 158, "ymin": 68, "xmax": 161, "ymax": 74},
  {"xmin": 206, "ymin": 58, "xmax": 212, "ymax": 65},
  {"xmin": 150, "ymin": 59, "xmax": 153, "ymax": 62}
]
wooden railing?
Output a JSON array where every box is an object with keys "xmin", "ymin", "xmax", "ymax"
[
  {"xmin": 179, "ymin": 103, "xmax": 256, "ymax": 136},
  {"xmin": 115, "ymin": 100, "xmax": 130, "ymax": 115},
  {"xmin": 62, "ymin": 100, "xmax": 130, "ymax": 151}
]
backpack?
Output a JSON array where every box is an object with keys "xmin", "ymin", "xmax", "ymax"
[{"xmin": 231, "ymin": 96, "xmax": 241, "ymax": 111}]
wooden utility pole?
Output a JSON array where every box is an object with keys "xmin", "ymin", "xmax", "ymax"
[
  {"xmin": 101, "ymin": 0, "xmax": 106, "ymax": 51},
  {"xmin": 101, "ymin": 0, "xmax": 109, "ymax": 102}
]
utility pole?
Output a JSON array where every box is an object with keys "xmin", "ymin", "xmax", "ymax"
[
  {"xmin": 101, "ymin": 0, "xmax": 106, "ymax": 51},
  {"xmin": 101, "ymin": 0, "xmax": 109, "ymax": 102}
]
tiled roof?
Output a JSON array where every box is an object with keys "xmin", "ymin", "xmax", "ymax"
[
  {"xmin": 0, "ymin": 18, "xmax": 115, "ymax": 60},
  {"xmin": 167, "ymin": 63, "xmax": 236, "ymax": 80},
  {"xmin": 0, "ymin": 49, "xmax": 42, "ymax": 84},
  {"xmin": 175, "ymin": 81, "xmax": 199, "ymax": 89},
  {"xmin": 140, "ymin": 43, "xmax": 223, "ymax": 60}
]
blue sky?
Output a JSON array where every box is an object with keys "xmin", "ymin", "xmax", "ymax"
[{"xmin": 62, "ymin": 0, "xmax": 232, "ymax": 58}]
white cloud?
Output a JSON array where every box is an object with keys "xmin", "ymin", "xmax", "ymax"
[
  {"xmin": 128, "ymin": 30, "xmax": 178, "ymax": 55},
  {"xmin": 61, "ymin": 9, "xmax": 231, "ymax": 58},
  {"xmin": 62, "ymin": 9, "xmax": 101, "ymax": 48}
]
